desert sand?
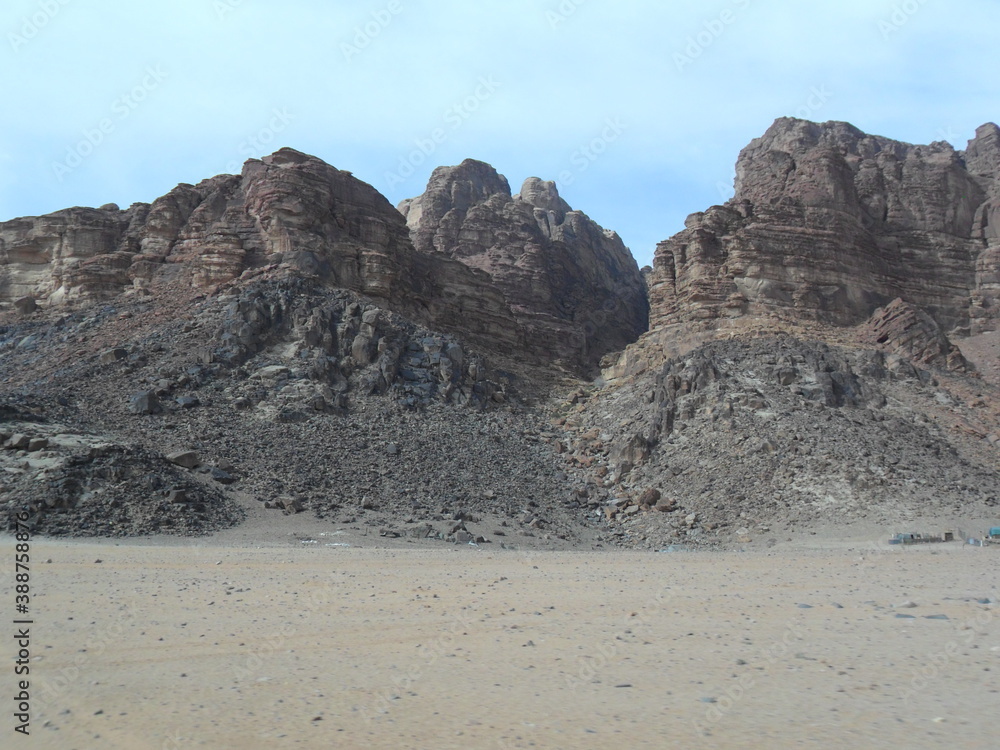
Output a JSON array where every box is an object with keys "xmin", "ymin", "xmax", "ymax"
[{"xmin": 2, "ymin": 526, "xmax": 998, "ymax": 750}]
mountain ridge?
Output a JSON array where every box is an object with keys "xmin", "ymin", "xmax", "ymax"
[{"xmin": 3, "ymin": 118, "xmax": 999, "ymax": 548}]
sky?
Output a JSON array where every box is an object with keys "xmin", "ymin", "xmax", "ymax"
[{"xmin": 2, "ymin": 0, "xmax": 999, "ymax": 268}]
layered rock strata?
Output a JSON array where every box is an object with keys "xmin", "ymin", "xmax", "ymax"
[
  {"xmin": 400, "ymin": 159, "xmax": 648, "ymax": 369},
  {"xmin": 648, "ymin": 118, "xmax": 1000, "ymax": 336},
  {"xmin": 1, "ymin": 149, "xmax": 648, "ymax": 371}
]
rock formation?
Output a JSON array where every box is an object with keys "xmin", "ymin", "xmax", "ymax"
[
  {"xmin": 4, "ymin": 121, "xmax": 1000, "ymax": 546},
  {"xmin": 580, "ymin": 119, "xmax": 1000, "ymax": 548},
  {"xmin": 861, "ymin": 298, "xmax": 969, "ymax": 371},
  {"xmin": 648, "ymin": 118, "xmax": 1000, "ymax": 336},
  {"xmin": 0, "ymin": 149, "xmax": 648, "ymax": 373},
  {"xmin": 399, "ymin": 159, "xmax": 648, "ymax": 369}
]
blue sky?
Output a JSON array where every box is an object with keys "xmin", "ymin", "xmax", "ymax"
[{"xmin": 2, "ymin": 0, "xmax": 998, "ymax": 268}]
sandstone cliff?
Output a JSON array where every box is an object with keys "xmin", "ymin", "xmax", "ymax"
[
  {"xmin": 0, "ymin": 149, "xmax": 647, "ymax": 372},
  {"xmin": 578, "ymin": 119, "xmax": 1000, "ymax": 549},
  {"xmin": 399, "ymin": 159, "xmax": 649, "ymax": 369},
  {"xmin": 648, "ymin": 118, "xmax": 1000, "ymax": 337}
]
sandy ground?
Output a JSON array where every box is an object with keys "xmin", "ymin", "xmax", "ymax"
[{"xmin": 1, "ymin": 531, "xmax": 998, "ymax": 750}]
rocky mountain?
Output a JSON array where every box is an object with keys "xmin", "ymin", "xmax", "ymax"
[
  {"xmin": 399, "ymin": 159, "xmax": 648, "ymax": 369},
  {"xmin": 578, "ymin": 118, "xmax": 1000, "ymax": 548},
  {"xmin": 2, "ymin": 120, "xmax": 999, "ymax": 548},
  {"xmin": 0, "ymin": 149, "xmax": 646, "ymax": 542},
  {"xmin": 647, "ymin": 118, "xmax": 1000, "ymax": 336},
  {"xmin": 0, "ymin": 148, "xmax": 647, "ymax": 374}
]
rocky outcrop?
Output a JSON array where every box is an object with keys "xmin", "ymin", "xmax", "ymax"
[
  {"xmin": 400, "ymin": 159, "xmax": 649, "ymax": 369},
  {"xmin": 570, "ymin": 335, "xmax": 1000, "ymax": 547},
  {"xmin": 648, "ymin": 118, "xmax": 1000, "ymax": 336},
  {"xmin": 1, "ymin": 149, "xmax": 651, "ymax": 373},
  {"xmin": 862, "ymin": 298, "xmax": 969, "ymax": 371},
  {"xmin": 0, "ymin": 204, "xmax": 148, "ymax": 304},
  {"xmin": 0, "ymin": 423, "xmax": 244, "ymax": 537},
  {"xmin": 209, "ymin": 276, "xmax": 515, "ymax": 413}
]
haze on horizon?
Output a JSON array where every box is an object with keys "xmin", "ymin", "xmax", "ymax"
[{"xmin": 1, "ymin": 0, "xmax": 998, "ymax": 267}]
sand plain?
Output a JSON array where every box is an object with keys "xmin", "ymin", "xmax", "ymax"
[{"xmin": 2, "ymin": 528, "xmax": 998, "ymax": 750}]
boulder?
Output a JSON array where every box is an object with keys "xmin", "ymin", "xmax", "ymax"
[
  {"xmin": 168, "ymin": 489, "xmax": 189, "ymax": 504},
  {"xmin": 14, "ymin": 297, "xmax": 38, "ymax": 315},
  {"xmin": 27, "ymin": 438, "xmax": 49, "ymax": 452},
  {"xmin": 279, "ymin": 495, "xmax": 304, "ymax": 514},
  {"xmin": 637, "ymin": 488, "xmax": 662, "ymax": 507},
  {"xmin": 166, "ymin": 451, "xmax": 200, "ymax": 469},
  {"xmin": 6, "ymin": 434, "xmax": 31, "ymax": 450},
  {"xmin": 99, "ymin": 348, "xmax": 128, "ymax": 365},
  {"xmin": 208, "ymin": 467, "xmax": 235, "ymax": 485},
  {"xmin": 128, "ymin": 391, "xmax": 162, "ymax": 415}
]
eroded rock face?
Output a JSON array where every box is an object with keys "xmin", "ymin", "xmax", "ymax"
[
  {"xmin": 0, "ymin": 204, "xmax": 148, "ymax": 304},
  {"xmin": 649, "ymin": 118, "xmax": 1000, "ymax": 335},
  {"xmin": 1, "ymin": 149, "xmax": 649, "ymax": 372},
  {"xmin": 400, "ymin": 159, "xmax": 649, "ymax": 369},
  {"xmin": 862, "ymin": 298, "xmax": 969, "ymax": 371}
]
